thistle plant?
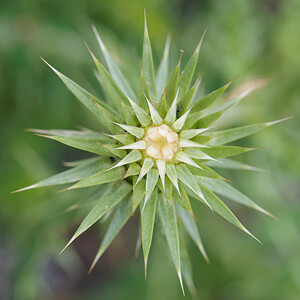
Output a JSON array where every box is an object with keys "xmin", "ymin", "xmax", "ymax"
[{"xmin": 15, "ymin": 15, "xmax": 287, "ymax": 295}]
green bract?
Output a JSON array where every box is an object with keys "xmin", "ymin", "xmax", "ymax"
[{"xmin": 16, "ymin": 14, "xmax": 287, "ymax": 296}]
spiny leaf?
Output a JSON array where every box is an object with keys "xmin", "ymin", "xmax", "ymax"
[
  {"xmin": 192, "ymin": 79, "xmax": 234, "ymax": 112},
  {"xmin": 108, "ymin": 150, "xmax": 142, "ymax": 170},
  {"xmin": 172, "ymin": 108, "xmax": 192, "ymax": 132},
  {"xmin": 67, "ymin": 166, "xmax": 126, "ymax": 190},
  {"xmin": 179, "ymin": 76, "xmax": 202, "ymax": 115},
  {"xmin": 187, "ymin": 184, "xmax": 261, "ymax": 243},
  {"xmin": 178, "ymin": 29, "xmax": 206, "ymax": 99},
  {"xmin": 173, "ymin": 182, "xmax": 194, "ymax": 215},
  {"xmin": 29, "ymin": 129, "xmax": 112, "ymax": 141},
  {"xmin": 199, "ymin": 177, "xmax": 275, "ymax": 219},
  {"xmin": 139, "ymin": 68, "xmax": 150, "ymax": 112},
  {"xmin": 127, "ymin": 97, "xmax": 151, "ymax": 127},
  {"xmin": 176, "ymin": 164, "xmax": 211, "ymax": 210},
  {"xmin": 86, "ymin": 45, "xmax": 131, "ymax": 119},
  {"xmin": 165, "ymin": 90, "xmax": 179, "ymax": 124},
  {"xmin": 114, "ymin": 123, "xmax": 144, "ymax": 139},
  {"xmin": 142, "ymin": 13, "xmax": 156, "ymax": 101},
  {"xmin": 106, "ymin": 133, "xmax": 135, "ymax": 145},
  {"xmin": 121, "ymin": 100, "xmax": 139, "ymax": 126},
  {"xmin": 201, "ymin": 146, "xmax": 254, "ymax": 159},
  {"xmin": 135, "ymin": 158, "xmax": 154, "ymax": 187},
  {"xmin": 179, "ymin": 139, "xmax": 208, "ymax": 148},
  {"xmin": 89, "ymin": 194, "xmax": 133, "ymax": 273},
  {"xmin": 175, "ymin": 151, "xmax": 203, "ymax": 169},
  {"xmin": 36, "ymin": 134, "xmax": 113, "ymax": 156},
  {"xmin": 97, "ymin": 143, "xmax": 127, "ymax": 158},
  {"xmin": 132, "ymin": 178, "xmax": 146, "ymax": 213},
  {"xmin": 157, "ymin": 195, "xmax": 184, "ymax": 294},
  {"xmin": 205, "ymin": 158, "xmax": 263, "ymax": 172},
  {"xmin": 165, "ymin": 53, "xmax": 181, "ymax": 108},
  {"xmin": 124, "ymin": 163, "xmax": 141, "ymax": 179},
  {"xmin": 206, "ymin": 118, "xmax": 291, "ymax": 146},
  {"xmin": 143, "ymin": 168, "xmax": 159, "ymax": 210},
  {"xmin": 92, "ymin": 25, "xmax": 137, "ymax": 101},
  {"xmin": 165, "ymin": 164, "xmax": 180, "ymax": 194},
  {"xmin": 141, "ymin": 188, "xmax": 157, "ymax": 277},
  {"xmin": 183, "ymin": 147, "xmax": 218, "ymax": 162},
  {"xmin": 177, "ymin": 204, "xmax": 209, "ymax": 263},
  {"xmin": 156, "ymin": 36, "xmax": 170, "ymax": 98},
  {"xmin": 180, "ymin": 127, "xmax": 213, "ymax": 140},
  {"xmin": 146, "ymin": 97, "xmax": 163, "ymax": 125},
  {"xmin": 156, "ymin": 160, "xmax": 166, "ymax": 190},
  {"xmin": 188, "ymin": 164, "xmax": 226, "ymax": 180},
  {"xmin": 41, "ymin": 58, "xmax": 122, "ymax": 125},
  {"xmin": 156, "ymin": 90, "xmax": 168, "ymax": 118},
  {"xmin": 61, "ymin": 181, "xmax": 132, "ymax": 253},
  {"xmin": 117, "ymin": 140, "xmax": 146, "ymax": 150},
  {"xmin": 14, "ymin": 157, "xmax": 111, "ymax": 193}
]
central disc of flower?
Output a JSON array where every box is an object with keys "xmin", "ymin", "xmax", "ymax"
[{"xmin": 145, "ymin": 124, "xmax": 179, "ymax": 160}]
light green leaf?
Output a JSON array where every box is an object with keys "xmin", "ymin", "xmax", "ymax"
[
  {"xmin": 165, "ymin": 164, "xmax": 180, "ymax": 194},
  {"xmin": 175, "ymin": 151, "xmax": 203, "ymax": 169},
  {"xmin": 67, "ymin": 166, "xmax": 126, "ymax": 190},
  {"xmin": 192, "ymin": 79, "xmax": 233, "ymax": 112},
  {"xmin": 92, "ymin": 25, "xmax": 137, "ymax": 101},
  {"xmin": 117, "ymin": 140, "xmax": 146, "ymax": 150},
  {"xmin": 205, "ymin": 158, "xmax": 263, "ymax": 172},
  {"xmin": 183, "ymin": 147, "xmax": 218, "ymax": 161},
  {"xmin": 127, "ymin": 97, "xmax": 151, "ymax": 127},
  {"xmin": 146, "ymin": 97, "xmax": 163, "ymax": 125},
  {"xmin": 156, "ymin": 160, "xmax": 166, "ymax": 189},
  {"xmin": 187, "ymin": 184, "xmax": 261, "ymax": 243},
  {"xmin": 142, "ymin": 14, "xmax": 156, "ymax": 101},
  {"xmin": 199, "ymin": 177, "xmax": 275, "ymax": 218},
  {"xmin": 176, "ymin": 164, "xmax": 211, "ymax": 210},
  {"xmin": 141, "ymin": 188, "xmax": 157, "ymax": 277},
  {"xmin": 114, "ymin": 123, "xmax": 144, "ymax": 139},
  {"xmin": 172, "ymin": 108, "xmax": 192, "ymax": 132},
  {"xmin": 124, "ymin": 163, "xmax": 141, "ymax": 179},
  {"xmin": 165, "ymin": 91, "xmax": 179, "ymax": 124},
  {"xmin": 41, "ymin": 59, "xmax": 121, "ymax": 125},
  {"xmin": 61, "ymin": 181, "xmax": 132, "ymax": 252},
  {"xmin": 180, "ymin": 128, "xmax": 211, "ymax": 140},
  {"xmin": 36, "ymin": 134, "xmax": 113, "ymax": 156},
  {"xmin": 143, "ymin": 168, "xmax": 159, "ymax": 209},
  {"xmin": 173, "ymin": 182, "xmax": 193, "ymax": 215},
  {"xmin": 206, "ymin": 119, "xmax": 289, "ymax": 146},
  {"xmin": 132, "ymin": 178, "xmax": 146, "ymax": 213},
  {"xmin": 15, "ymin": 157, "xmax": 111, "ymax": 192},
  {"xmin": 201, "ymin": 146, "xmax": 253, "ymax": 159},
  {"xmin": 179, "ymin": 139, "xmax": 207, "ymax": 148},
  {"xmin": 158, "ymin": 195, "xmax": 184, "ymax": 294},
  {"xmin": 177, "ymin": 204, "xmax": 209, "ymax": 263},
  {"xmin": 165, "ymin": 55, "xmax": 181, "ymax": 108},
  {"xmin": 96, "ymin": 143, "xmax": 127, "ymax": 158},
  {"xmin": 139, "ymin": 69, "xmax": 150, "ymax": 112},
  {"xmin": 106, "ymin": 134, "xmax": 135, "ymax": 145},
  {"xmin": 178, "ymin": 30, "xmax": 206, "ymax": 99},
  {"xmin": 156, "ymin": 36, "xmax": 170, "ymax": 98},
  {"xmin": 188, "ymin": 164, "xmax": 226, "ymax": 180},
  {"xmin": 89, "ymin": 194, "xmax": 133, "ymax": 272},
  {"xmin": 109, "ymin": 150, "xmax": 142, "ymax": 170},
  {"xmin": 86, "ymin": 46, "xmax": 131, "ymax": 119},
  {"xmin": 135, "ymin": 158, "xmax": 154, "ymax": 187}
]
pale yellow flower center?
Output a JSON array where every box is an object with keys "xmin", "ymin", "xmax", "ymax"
[{"xmin": 145, "ymin": 124, "xmax": 179, "ymax": 160}]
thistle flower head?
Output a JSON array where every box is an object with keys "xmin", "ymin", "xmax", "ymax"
[{"xmin": 15, "ymin": 14, "xmax": 287, "ymax": 296}]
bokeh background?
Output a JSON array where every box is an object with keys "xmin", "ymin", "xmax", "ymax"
[{"xmin": 1, "ymin": 0, "xmax": 300, "ymax": 299}]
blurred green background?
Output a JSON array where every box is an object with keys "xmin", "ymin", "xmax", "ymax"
[{"xmin": 1, "ymin": 0, "xmax": 300, "ymax": 299}]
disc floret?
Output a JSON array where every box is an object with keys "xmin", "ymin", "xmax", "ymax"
[{"xmin": 145, "ymin": 124, "xmax": 179, "ymax": 160}]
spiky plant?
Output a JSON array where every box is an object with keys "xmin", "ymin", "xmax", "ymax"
[{"xmin": 15, "ymin": 15, "xmax": 287, "ymax": 295}]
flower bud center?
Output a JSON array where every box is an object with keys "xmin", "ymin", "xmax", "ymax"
[{"xmin": 145, "ymin": 124, "xmax": 179, "ymax": 160}]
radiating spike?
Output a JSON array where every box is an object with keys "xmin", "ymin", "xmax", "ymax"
[
  {"xmin": 179, "ymin": 139, "xmax": 208, "ymax": 148},
  {"xmin": 113, "ymin": 123, "xmax": 144, "ymax": 138},
  {"xmin": 175, "ymin": 152, "xmax": 204, "ymax": 169},
  {"xmin": 156, "ymin": 160, "xmax": 166, "ymax": 190},
  {"xmin": 142, "ymin": 169, "xmax": 159, "ymax": 212},
  {"xmin": 107, "ymin": 150, "xmax": 142, "ymax": 170},
  {"xmin": 165, "ymin": 89, "xmax": 179, "ymax": 124},
  {"xmin": 145, "ymin": 95, "xmax": 163, "ymax": 125},
  {"xmin": 172, "ymin": 108, "xmax": 192, "ymax": 132},
  {"xmin": 127, "ymin": 97, "xmax": 151, "ymax": 127},
  {"xmin": 134, "ymin": 158, "xmax": 154, "ymax": 187},
  {"xmin": 165, "ymin": 164, "xmax": 180, "ymax": 195},
  {"xmin": 180, "ymin": 127, "xmax": 215, "ymax": 140},
  {"xmin": 117, "ymin": 140, "xmax": 146, "ymax": 150}
]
